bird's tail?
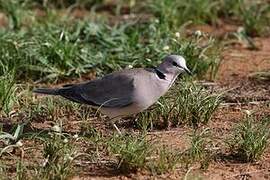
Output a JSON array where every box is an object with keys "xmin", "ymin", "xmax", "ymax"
[{"xmin": 33, "ymin": 88, "xmax": 59, "ymax": 95}]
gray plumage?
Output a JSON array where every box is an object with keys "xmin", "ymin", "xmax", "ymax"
[
  {"xmin": 34, "ymin": 72, "xmax": 135, "ymax": 108},
  {"xmin": 33, "ymin": 55, "xmax": 191, "ymax": 132}
]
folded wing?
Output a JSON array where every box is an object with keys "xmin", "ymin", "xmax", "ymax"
[{"xmin": 58, "ymin": 73, "xmax": 135, "ymax": 108}]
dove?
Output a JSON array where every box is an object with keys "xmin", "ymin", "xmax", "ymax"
[{"xmin": 34, "ymin": 55, "xmax": 191, "ymax": 133}]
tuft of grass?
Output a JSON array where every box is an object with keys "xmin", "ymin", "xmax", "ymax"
[
  {"xmin": 220, "ymin": 0, "xmax": 270, "ymax": 37},
  {"xmin": 0, "ymin": 72, "xmax": 17, "ymax": 115},
  {"xmin": 37, "ymin": 131, "xmax": 76, "ymax": 179},
  {"xmin": 182, "ymin": 128, "xmax": 213, "ymax": 169},
  {"xmin": 107, "ymin": 133, "xmax": 154, "ymax": 172},
  {"xmin": 0, "ymin": 124, "xmax": 24, "ymax": 156},
  {"xmin": 148, "ymin": 145, "xmax": 181, "ymax": 175},
  {"xmin": 137, "ymin": 82, "xmax": 222, "ymax": 130},
  {"xmin": 227, "ymin": 114, "xmax": 270, "ymax": 162},
  {"xmin": 240, "ymin": 1, "xmax": 270, "ymax": 36},
  {"xmin": 149, "ymin": 0, "xmax": 220, "ymax": 29},
  {"xmin": 172, "ymin": 82, "xmax": 222, "ymax": 128},
  {"xmin": 136, "ymin": 97, "xmax": 173, "ymax": 130},
  {"xmin": 15, "ymin": 160, "xmax": 28, "ymax": 180},
  {"xmin": 0, "ymin": 0, "xmax": 33, "ymax": 29}
]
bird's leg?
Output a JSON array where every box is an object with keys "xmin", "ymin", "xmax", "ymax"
[{"xmin": 109, "ymin": 117, "xmax": 122, "ymax": 135}]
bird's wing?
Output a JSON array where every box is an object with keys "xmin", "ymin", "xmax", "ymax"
[{"xmin": 58, "ymin": 72, "xmax": 135, "ymax": 108}]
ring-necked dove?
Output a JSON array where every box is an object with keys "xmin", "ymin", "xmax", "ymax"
[{"xmin": 33, "ymin": 55, "xmax": 191, "ymax": 133}]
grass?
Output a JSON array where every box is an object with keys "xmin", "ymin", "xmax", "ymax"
[
  {"xmin": 148, "ymin": 0, "xmax": 220, "ymax": 29},
  {"xmin": 0, "ymin": 124, "xmax": 24, "ymax": 156},
  {"xmin": 182, "ymin": 128, "xmax": 213, "ymax": 169},
  {"xmin": 107, "ymin": 133, "xmax": 211, "ymax": 174},
  {"xmin": 0, "ymin": 19, "xmax": 220, "ymax": 83},
  {"xmin": 221, "ymin": 0, "xmax": 270, "ymax": 36},
  {"xmin": 137, "ymin": 82, "xmax": 222, "ymax": 130},
  {"xmin": 0, "ymin": 161, "xmax": 8, "ymax": 180},
  {"xmin": 148, "ymin": 145, "xmax": 182, "ymax": 175},
  {"xmin": 227, "ymin": 113, "xmax": 270, "ymax": 162},
  {"xmin": 172, "ymin": 82, "xmax": 222, "ymax": 127},
  {"xmin": 0, "ymin": 72, "xmax": 16, "ymax": 115},
  {"xmin": 107, "ymin": 133, "xmax": 154, "ymax": 172},
  {"xmin": 149, "ymin": 0, "xmax": 270, "ymax": 37},
  {"xmin": 0, "ymin": 0, "xmax": 222, "ymax": 83},
  {"xmin": 37, "ymin": 132, "xmax": 76, "ymax": 179}
]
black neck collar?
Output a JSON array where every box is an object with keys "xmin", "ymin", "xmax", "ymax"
[{"xmin": 154, "ymin": 68, "xmax": 166, "ymax": 80}]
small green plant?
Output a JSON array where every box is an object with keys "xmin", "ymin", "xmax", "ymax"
[
  {"xmin": 37, "ymin": 131, "xmax": 76, "ymax": 179},
  {"xmin": 148, "ymin": 145, "xmax": 181, "ymax": 175},
  {"xmin": 0, "ymin": 0, "xmax": 32, "ymax": 29},
  {"xmin": 182, "ymin": 128, "xmax": 212, "ymax": 169},
  {"xmin": 0, "ymin": 72, "xmax": 17, "ymax": 115},
  {"xmin": 149, "ymin": 0, "xmax": 220, "ymax": 29},
  {"xmin": 138, "ymin": 82, "xmax": 222, "ymax": 129},
  {"xmin": 136, "ymin": 97, "xmax": 173, "ymax": 130},
  {"xmin": 107, "ymin": 133, "xmax": 154, "ymax": 172},
  {"xmin": 221, "ymin": 0, "xmax": 270, "ymax": 37},
  {"xmin": 238, "ymin": 0, "xmax": 270, "ymax": 36},
  {"xmin": 227, "ymin": 113, "xmax": 270, "ymax": 162},
  {"xmin": 0, "ymin": 124, "xmax": 24, "ymax": 156},
  {"xmin": 173, "ymin": 82, "xmax": 222, "ymax": 127}
]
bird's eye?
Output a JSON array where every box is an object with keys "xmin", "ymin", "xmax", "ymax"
[{"xmin": 172, "ymin": 61, "xmax": 178, "ymax": 66}]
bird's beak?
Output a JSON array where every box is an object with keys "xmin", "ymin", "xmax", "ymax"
[{"xmin": 184, "ymin": 67, "xmax": 192, "ymax": 75}]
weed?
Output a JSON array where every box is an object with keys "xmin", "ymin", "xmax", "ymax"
[
  {"xmin": 227, "ymin": 114, "xmax": 270, "ymax": 162},
  {"xmin": 37, "ymin": 132, "xmax": 76, "ymax": 179},
  {"xmin": 107, "ymin": 133, "xmax": 154, "ymax": 172},
  {"xmin": 136, "ymin": 97, "xmax": 173, "ymax": 130},
  {"xmin": 0, "ymin": 124, "xmax": 24, "ymax": 156},
  {"xmin": 221, "ymin": 0, "xmax": 270, "ymax": 36},
  {"xmin": 182, "ymin": 128, "xmax": 213, "ymax": 169},
  {"xmin": 0, "ymin": 0, "xmax": 32, "ymax": 29},
  {"xmin": 172, "ymin": 82, "xmax": 222, "ymax": 128},
  {"xmin": 148, "ymin": 145, "xmax": 181, "ymax": 175},
  {"xmin": 0, "ymin": 72, "xmax": 17, "ymax": 115},
  {"xmin": 149, "ymin": 0, "xmax": 220, "ymax": 29},
  {"xmin": 240, "ymin": 1, "xmax": 270, "ymax": 36},
  {"xmin": 138, "ymin": 82, "xmax": 222, "ymax": 129}
]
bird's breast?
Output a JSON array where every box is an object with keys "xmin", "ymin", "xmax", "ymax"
[{"xmin": 132, "ymin": 76, "xmax": 171, "ymax": 109}]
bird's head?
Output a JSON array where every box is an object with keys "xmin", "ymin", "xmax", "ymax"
[{"xmin": 157, "ymin": 55, "xmax": 192, "ymax": 77}]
